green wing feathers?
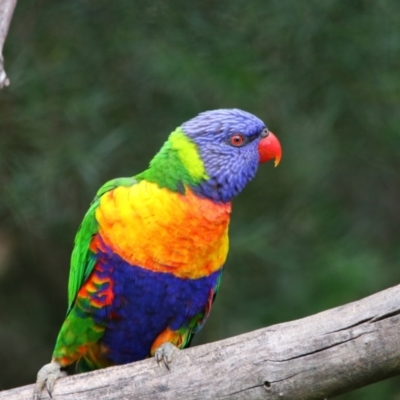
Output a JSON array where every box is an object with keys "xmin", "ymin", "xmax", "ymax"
[{"xmin": 67, "ymin": 177, "xmax": 137, "ymax": 314}]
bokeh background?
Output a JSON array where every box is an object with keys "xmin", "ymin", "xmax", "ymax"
[{"xmin": 1, "ymin": 0, "xmax": 400, "ymax": 398}]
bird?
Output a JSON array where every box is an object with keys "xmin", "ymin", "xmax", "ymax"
[{"xmin": 33, "ymin": 108, "xmax": 282, "ymax": 399}]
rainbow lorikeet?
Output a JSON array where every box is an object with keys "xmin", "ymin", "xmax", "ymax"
[{"xmin": 33, "ymin": 109, "xmax": 282, "ymax": 399}]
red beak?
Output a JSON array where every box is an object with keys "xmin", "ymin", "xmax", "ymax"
[{"xmin": 258, "ymin": 132, "xmax": 282, "ymax": 166}]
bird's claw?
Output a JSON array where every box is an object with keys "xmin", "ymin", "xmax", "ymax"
[
  {"xmin": 33, "ymin": 361, "xmax": 66, "ymax": 400},
  {"xmin": 155, "ymin": 342, "xmax": 180, "ymax": 370}
]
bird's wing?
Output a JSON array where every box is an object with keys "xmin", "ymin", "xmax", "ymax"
[
  {"xmin": 182, "ymin": 269, "xmax": 224, "ymax": 350},
  {"xmin": 67, "ymin": 177, "xmax": 138, "ymax": 314},
  {"xmin": 193, "ymin": 269, "xmax": 223, "ymax": 333}
]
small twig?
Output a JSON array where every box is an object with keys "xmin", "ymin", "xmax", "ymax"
[{"xmin": 0, "ymin": 0, "xmax": 17, "ymax": 88}]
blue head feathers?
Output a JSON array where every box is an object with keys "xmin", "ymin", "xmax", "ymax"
[{"xmin": 182, "ymin": 109, "xmax": 267, "ymax": 203}]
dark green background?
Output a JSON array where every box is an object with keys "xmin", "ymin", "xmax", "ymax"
[{"xmin": 1, "ymin": 1, "xmax": 400, "ymax": 398}]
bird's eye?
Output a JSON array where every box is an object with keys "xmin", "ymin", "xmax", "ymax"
[
  {"xmin": 261, "ymin": 128, "xmax": 269, "ymax": 138},
  {"xmin": 229, "ymin": 134, "xmax": 245, "ymax": 147}
]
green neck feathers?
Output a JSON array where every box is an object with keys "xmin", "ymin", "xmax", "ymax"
[{"xmin": 135, "ymin": 127, "xmax": 209, "ymax": 192}]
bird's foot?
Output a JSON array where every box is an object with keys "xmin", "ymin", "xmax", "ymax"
[
  {"xmin": 33, "ymin": 361, "xmax": 66, "ymax": 400},
  {"xmin": 155, "ymin": 342, "xmax": 180, "ymax": 370}
]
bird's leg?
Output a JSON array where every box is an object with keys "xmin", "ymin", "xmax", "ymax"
[
  {"xmin": 154, "ymin": 342, "xmax": 180, "ymax": 370},
  {"xmin": 33, "ymin": 360, "xmax": 67, "ymax": 400}
]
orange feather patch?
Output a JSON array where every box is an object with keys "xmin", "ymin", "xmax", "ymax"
[{"xmin": 94, "ymin": 180, "xmax": 231, "ymax": 279}]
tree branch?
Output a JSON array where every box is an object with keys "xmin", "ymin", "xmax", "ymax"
[
  {"xmin": 0, "ymin": 0, "xmax": 17, "ymax": 88},
  {"xmin": 1, "ymin": 284, "xmax": 400, "ymax": 400}
]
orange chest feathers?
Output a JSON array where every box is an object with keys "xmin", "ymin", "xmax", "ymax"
[{"xmin": 94, "ymin": 181, "xmax": 232, "ymax": 279}]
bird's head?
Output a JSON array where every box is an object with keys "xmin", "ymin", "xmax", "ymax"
[
  {"xmin": 142, "ymin": 108, "xmax": 281, "ymax": 203},
  {"xmin": 180, "ymin": 109, "xmax": 282, "ymax": 202}
]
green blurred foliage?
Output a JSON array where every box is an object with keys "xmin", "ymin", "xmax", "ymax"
[{"xmin": 1, "ymin": 0, "xmax": 400, "ymax": 397}]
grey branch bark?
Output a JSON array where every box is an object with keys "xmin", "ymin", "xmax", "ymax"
[
  {"xmin": 0, "ymin": 0, "xmax": 17, "ymax": 88},
  {"xmin": 1, "ymin": 284, "xmax": 400, "ymax": 400}
]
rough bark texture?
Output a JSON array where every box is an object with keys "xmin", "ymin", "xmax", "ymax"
[
  {"xmin": 0, "ymin": 0, "xmax": 17, "ymax": 88},
  {"xmin": 1, "ymin": 284, "xmax": 400, "ymax": 400}
]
